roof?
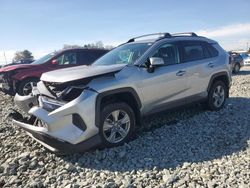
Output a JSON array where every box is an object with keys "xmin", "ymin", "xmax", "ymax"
[{"xmin": 61, "ymin": 48, "xmax": 109, "ymax": 52}]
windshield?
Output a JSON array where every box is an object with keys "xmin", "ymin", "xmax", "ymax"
[
  {"xmin": 31, "ymin": 52, "xmax": 56, "ymax": 65},
  {"xmin": 92, "ymin": 42, "xmax": 152, "ymax": 66}
]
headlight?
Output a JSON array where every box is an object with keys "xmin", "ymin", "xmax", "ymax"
[
  {"xmin": 39, "ymin": 96, "xmax": 66, "ymax": 112},
  {"xmin": 57, "ymin": 85, "xmax": 86, "ymax": 102}
]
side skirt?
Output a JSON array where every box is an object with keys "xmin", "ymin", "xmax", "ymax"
[{"xmin": 142, "ymin": 92, "xmax": 208, "ymax": 117}]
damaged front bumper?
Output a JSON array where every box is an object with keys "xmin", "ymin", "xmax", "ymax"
[
  {"xmin": 12, "ymin": 89, "xmax": 101, "ymax": 153},
  {"xmin": 11, "ymin": 110, "xmax": 101, "ymax": 153}
]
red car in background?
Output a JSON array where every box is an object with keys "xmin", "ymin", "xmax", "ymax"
[{"xmin": 0, "ymin": 48, "xmax": 108, "ymax": 95}]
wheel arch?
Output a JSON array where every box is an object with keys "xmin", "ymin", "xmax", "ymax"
[
  {"xmin": 16, "ymin": 76, "xmax": 40, "ymax": 94},
  {"xmin": 95, "ymin": 87, "xmax": 142, "ymax": 127},
  {"xmin": 207, "ymin": 72, "xmax": 230, "ymax": 98}
]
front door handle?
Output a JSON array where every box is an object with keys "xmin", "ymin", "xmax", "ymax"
[
  {"xmin": 208, "ymin": 62, "xmax": 215, "ymax": 68},
  {"xmin": 176, "ymin": 70, "xmax": 186, "ymax": 76}
]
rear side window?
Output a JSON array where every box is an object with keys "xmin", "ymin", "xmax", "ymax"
[
  {"xmin": 204, "ymin": 43, "xmax": 219, "ymax": 58},
  {"xmin": 182, "ymin": 43, "xmax": 204, "ymax": 62},
  {"xmin": 78, "ymin": 50, "xmax": 107, "ymax": 65},
  {"xmin": 180, "ymin": 41, "xmax": 219, "ymax": 62}
]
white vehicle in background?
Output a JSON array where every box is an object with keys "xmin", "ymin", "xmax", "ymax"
[{"xmin": 241, "ymin": 53, "xmax": 250, "ymax": 66}]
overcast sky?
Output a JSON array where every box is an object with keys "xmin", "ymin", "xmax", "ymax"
[{"xmin": 0, "ymin": 0, "xmax": 249, "ymax": 64}]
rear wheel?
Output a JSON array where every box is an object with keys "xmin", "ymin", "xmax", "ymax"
[
  {"xmin": 18, "ymin": 78, "xmax": 39, "ymax": 96},
  {"xmin": 99, "ymin": 102, "xmax": 135, "ymax": 147},
  {"xmin": 207, "ymin": 81, "xmax": 227, "ymax": 110}
]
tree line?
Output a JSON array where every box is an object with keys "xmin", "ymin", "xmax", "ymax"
[{"xmin": 63, "ymin": 41, "xmax": 114, "ymax": 50}]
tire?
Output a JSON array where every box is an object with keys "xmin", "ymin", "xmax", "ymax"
[
  {"xmin": 207, "ymin": 81, "xmax": 227, "ymax": 111},
  {"xmin": 99, "ymin": 102, "xmax": 135, "ymax": 147},
  {"xmin": 233, "ymin": 63, "xmax": 240, "ymax": 74},
  {"xmin": 17, "ymin": 78, "xmax": 39, "ymax": 96}
]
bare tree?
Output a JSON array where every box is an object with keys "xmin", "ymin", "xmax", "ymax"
[
  {"xmin": 12, "ymin": 50, "xmax": 34, "ymax": 63},
  {"xmin": 95, "ymin": 41, "xmax": 104, "ymax": 49}
]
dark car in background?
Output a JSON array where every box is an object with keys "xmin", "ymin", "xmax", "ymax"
[
  {"xmin": 229, "ymin": 52, "xmax": 244, "ymax": 73},
  {"xmin": 0, "ymin": 48, "xmax": 108, "ymax": 95}
]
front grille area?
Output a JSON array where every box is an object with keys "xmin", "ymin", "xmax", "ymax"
[
  {"xmin": 10, "ymin": 110, "xmax": 47, "ymax": 128},
  {"xmin": 34, "ymin": 118, "xmax": 48, "ymax": 128}
]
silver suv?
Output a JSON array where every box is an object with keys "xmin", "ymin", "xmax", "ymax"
[{"xmin": 12, "ymin": 32, "xmax": 232, "ymax": 153}]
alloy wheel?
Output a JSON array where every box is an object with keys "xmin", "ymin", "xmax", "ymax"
[
  {"xmin": 102, "ymin": 110, "xmax": 131, "ymax": 144},
  {"xmin": 212, "ymin": 85, "xmax": 225, "ymax": 108},
  {"xmin": 22, "ymin": 82, "xmax": 33, "ymax": 95}
]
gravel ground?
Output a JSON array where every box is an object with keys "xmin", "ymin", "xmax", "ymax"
[{"xmin": 0, "ymin": 67, "xmax": 250, "ymax": 188}]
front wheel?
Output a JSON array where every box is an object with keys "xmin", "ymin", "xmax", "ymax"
[
  {"xmin": 18, "ymin": 78, "xmax": 39, "ymax": 96},
  {"xmin": 99, "ymin": 102, "xmax": 135, "ymax": 147},
  {"xmin": 207, "ymin": 81, "xmax": 227, "ymax": 111}
]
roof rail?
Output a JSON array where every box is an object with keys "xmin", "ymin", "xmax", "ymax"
[
  {"xmin": 127, "ymin": 33, "xmax": 171, "ymax": 43},
  {"xmin": 171, "ymin": 32, "xmax": 198, "ymax": 37},
  {"xmin": 126, "ymin": 32, "xmax": 198, "ymax": 43}
]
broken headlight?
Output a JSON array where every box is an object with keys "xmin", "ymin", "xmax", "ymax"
[
  {"xmin": 57, "ymin": 85, "xmax": 87, "ymax": 101},
  {"xmin": 39, "ymin": 96, "xmax": 66, "ymax": 112}
]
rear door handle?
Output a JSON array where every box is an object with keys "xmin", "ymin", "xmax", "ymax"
[
  {"xmin": 208, "ymin": 62, "xmax": 215, "ymax": 68},
  {"xmin": 176, "ymin": 70, "xmax": 186, "ymax": 76}
]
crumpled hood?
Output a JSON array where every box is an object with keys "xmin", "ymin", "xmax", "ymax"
[
  {"xmin": 41, "ymin": 64, "xmax": 126, "ymax": 83},
  {"xmin": 0, "ymin": 64, "xmax": 38, "ymax": 73}
]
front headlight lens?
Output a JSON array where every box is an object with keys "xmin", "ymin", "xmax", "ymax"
[
  {"xmin": 39, "ymin": 96, "xmax": 65, "ymax": 112},
  {"xmin": 58, "ymin": 85, "xmax": 86, "ymax": 102}
]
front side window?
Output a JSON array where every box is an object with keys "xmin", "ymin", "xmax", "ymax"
[
  {"xmin": 57, "ymin": 52, "xmax": 77, "ymax": 65},
  {"xmin": 92, "ymin": 43, "xmax": 152, "ymax": 66},
  {"xmin": 151, "ymin": 43, "xmax": 179, "ymax": 65}
]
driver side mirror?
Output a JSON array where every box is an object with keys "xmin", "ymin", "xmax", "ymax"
[
  {"xmin": 51, "ymin": 59, "xmax": 58, "ymax": 65},
  {"xmin": 149, "ymin": 57, "xmax": 165, "ymax": 67},
  {"xmin": 147, "ymin": 57, "xmax": 164, "ymax": 73}
]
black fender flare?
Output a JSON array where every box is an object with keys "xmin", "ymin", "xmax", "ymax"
[
  {"xmin": 207, "ymin": 71, "xmax": 231, "ymax": 92},
  {"xmin": 95, "ymin": 87, "xmax": 142, "ymax": 127}
]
